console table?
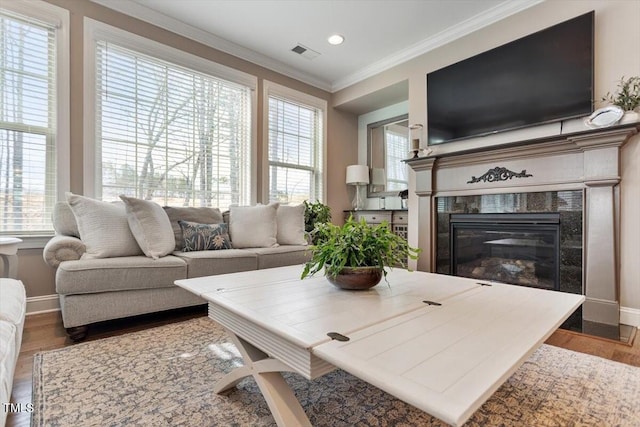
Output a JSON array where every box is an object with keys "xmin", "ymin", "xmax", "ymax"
[{"xmin": 344, "ymin": 209, "xmax": 408, "ymax": 239}]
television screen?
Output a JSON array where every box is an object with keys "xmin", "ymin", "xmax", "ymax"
[{"xmin": 427, "ymin": 11, "xmax": 594, "ymax": 145}]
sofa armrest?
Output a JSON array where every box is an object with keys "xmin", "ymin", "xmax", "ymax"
[{"xmin": 43, "ymin": 235, "xmax": 86, "ymax": 268}]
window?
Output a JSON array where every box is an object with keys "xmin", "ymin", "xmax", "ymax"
[
  {"xmin": 0, "ymin": 4, "xmax": 68, "ymax": 236},
  {"xmin": 384, "ymin": 125, "xmax": 409, "ymax": 191},
  {"xmin": 86, "ymin": 21, "xmax": 255, "ymax": 208},
  {"xmin": 266, "ymin": 82, "xmax": 326, "ymax": 204}
]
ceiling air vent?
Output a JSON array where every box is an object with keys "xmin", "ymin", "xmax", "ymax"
[{"xmin": 291, "ymin": 43, "xmax": 320, "ymax": 60}]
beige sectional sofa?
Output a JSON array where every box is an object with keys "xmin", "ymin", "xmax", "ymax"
[{"xmin": 43, "ymin": 195, "xmax": 310, "ymax": 341}]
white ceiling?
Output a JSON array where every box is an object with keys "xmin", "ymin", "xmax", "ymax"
[{"xmin": 95, "ymin": 0, "xmax": 542, "ymax": 92}]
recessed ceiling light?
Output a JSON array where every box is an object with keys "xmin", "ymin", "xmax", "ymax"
[{"xmin": 328, "ymin": 34, "xmax": 345, "ymax": 45}]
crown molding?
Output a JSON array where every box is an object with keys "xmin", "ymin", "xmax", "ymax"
[
  {"xmin": 89, "ymin": 0, "xmax": 333, "ymax": 91},
  {"xmin": 330, "ymin": 0, "xmax": 544, "ymax": 92},
  {"xmin": 92, "ymin": 0, "xmax": 542, "ymax": 94}
]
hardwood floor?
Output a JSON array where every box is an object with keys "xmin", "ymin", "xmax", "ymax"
[{"xmin": 6, "ymin": 307, "xmax": 639, "ymax": 427}]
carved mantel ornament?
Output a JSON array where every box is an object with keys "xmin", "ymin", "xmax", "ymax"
[{"xmin": 467, "ymin": 166, "xmax": 533, "ymax": 184}]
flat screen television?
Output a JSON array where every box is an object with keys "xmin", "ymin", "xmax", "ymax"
[{"xmin": 427, "ymin": 11, "xmax": 594, "ymax": 145}]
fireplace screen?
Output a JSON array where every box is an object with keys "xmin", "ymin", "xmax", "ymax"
[{"xmin": 450, "ymin": 213, "xmax": 560, "ymax": 290}]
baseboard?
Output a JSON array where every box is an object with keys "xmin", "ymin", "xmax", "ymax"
[
  {"xmin": 26, "ymin": 294, "xmax": 60, "ymax": 315},
  {"xmin": 620, "ymin": 306, "xmax": 640, "ymax": 328}
]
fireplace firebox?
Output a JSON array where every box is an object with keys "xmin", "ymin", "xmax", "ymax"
[{"xmin": 450, "ymin": 213, "xmax": 560, "ymax": 291}]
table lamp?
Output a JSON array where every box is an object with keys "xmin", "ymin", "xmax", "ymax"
[{"xmin": 346, "ymin": 165, "xmax": 369, "ymax": 210}]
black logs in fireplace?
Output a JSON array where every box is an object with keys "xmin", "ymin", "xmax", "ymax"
[{"xmin": 450, "ymin": 213, "xmax": 560, "ymax": 290}]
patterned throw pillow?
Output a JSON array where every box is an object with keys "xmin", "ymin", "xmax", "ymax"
[{"xmin": 178, "ymin": 221, "xmax": 232, "ymax": 252}]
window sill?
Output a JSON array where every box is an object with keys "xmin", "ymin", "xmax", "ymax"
[{"xmin": 2, "ymin": 235, "xmax": 55, "ymax": 250}]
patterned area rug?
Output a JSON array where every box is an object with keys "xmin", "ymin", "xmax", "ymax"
[{"xmin": 33, "ymin": 317, "xmax": 640, "ymax": 426}]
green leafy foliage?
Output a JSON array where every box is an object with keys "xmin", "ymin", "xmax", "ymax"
[
  {"xmin": 602, "ymin": 76, "xmax": 640, "ymax": 111},
  {"xmin": 301, "ymin": 216, "xmax": 421, "ymax": 280},
  {"xmin": 303, "ymin": 200, "xmax": 331, "ymax": 243}
]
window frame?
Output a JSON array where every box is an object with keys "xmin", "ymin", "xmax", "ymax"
[
  {"xmin": 0, "ymin": 0, "xmax": 70, "ymax": 245},
  {"xmin": 83, "ymin": 19, "xmax": 258, "ymax": 203},
  {"xmin": 263, "ymin": 80, "xmax": 327, "ymax": 204}
]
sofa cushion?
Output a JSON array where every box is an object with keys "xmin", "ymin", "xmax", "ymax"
[
  {"xmin": 163, "ymin": 206, "xmax": 224, "ymax": 251},
  {"xmin": 179, "ymin": 221, "xmax": 231, "ymax": 251},
  {"xmin": 58, "ymin": 287, "xmax": 205, "ymax": 329},
  {"xmin": 52, "ymin": 201, "xmax": 80, "ymax": 237},
  {"xmin": 0, "ymin": 278, "xmax": 26, "ymax": 353},
  {"xmin": 229, "ymin": 204, "xmax": 278, "ymax": 248},
  {"xmin": 276, "ymin": 204, "xmax": 307, "ymax": 245},
  {"xmin": 55, "ymin": 256, "xmax": 187, "ymax": 294},
  {"xmin": 66, "ymin": 193, "xmax": 142, "ymax": 259},
  {"xmin": 0, "ymin": 279, "xmax": 27, "ymax": 326},
  {"xmin": 120, "ymin": 196, "xmax": 175, "ymax": 259},
  {"xmin": 249, "ymin": 245, "xmax": 311, "ymax": 269},
  {"xmin": 174, "ymin": 249, "xmax": 258, "ymax": 278},
  {"xmin": 0, "ymin": 320, "xmax": 18, "ymax": 423}
]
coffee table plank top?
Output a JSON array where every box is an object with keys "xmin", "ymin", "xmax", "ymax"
[
  {"xmin": 177, "ymin": 266, "xmax": 479, "ymax": 349},
  {"xmin": 313, "ymin": 281, "xmax": 584, "ymax": 426}
]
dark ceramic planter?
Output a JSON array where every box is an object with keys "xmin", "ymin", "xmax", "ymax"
[{"xmin": 326, "ymin": 266, "xmax": 383, "ymax": 290}]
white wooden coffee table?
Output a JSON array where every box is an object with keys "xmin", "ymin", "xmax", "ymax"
[{"xmin": 176, "ymin": 265, "xmax": 583, "ymax": 426}]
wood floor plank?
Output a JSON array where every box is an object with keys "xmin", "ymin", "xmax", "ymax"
[{"xmin": 5, "ymin": 306, "xmax": 638, "ymax": 427}]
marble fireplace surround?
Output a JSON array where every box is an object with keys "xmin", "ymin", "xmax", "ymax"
[{"xmin": 407, "ymin": 124, "xmax": 640, "ymax": 334}]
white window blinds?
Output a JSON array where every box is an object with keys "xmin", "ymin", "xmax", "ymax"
[
  {"xmin": 0, "ymin": 12, "xmax": 57, "ymax": 234},
  {"xmin": 268, "ymin": 95, "xmax": 323, "ymax": 204},
  {"xmin": 385, "ymin": 127, "xmax": 409, "ymax": 192},
  {"xmin": 95, "ymin": 41, "xmax": 252, "ymax": 208}
]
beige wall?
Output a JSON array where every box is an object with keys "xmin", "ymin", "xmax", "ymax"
[
  {"xmin": 15, "ymin": 0, "xmax": 357, "ymax": 300},
  {"xmin": 333, "ymin": 0, "xmax": 640, "ymax": 312},
  {"xmin": 15, "ymin": 250, "xmax": 56, "ymax": 297}
]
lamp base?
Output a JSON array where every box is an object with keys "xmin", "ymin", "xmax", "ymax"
[{"xmin": 351, "ymin": 185, "xmax": 366, "ymax": 210}]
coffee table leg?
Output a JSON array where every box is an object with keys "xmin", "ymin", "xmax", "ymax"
[{"xmin": 217, "ymin": 330, "xmax": 312, "ymax": 427}]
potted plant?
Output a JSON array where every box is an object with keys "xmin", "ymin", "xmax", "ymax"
[
  {"xmin": 602, "ymin": 76, "xmax": 640, "ymax": 121},
  {"xmin": 303, "ymin": 200, "xmax": 331, "ymax": 243},
  {"xmin": 301, "ymin": 216, "xmax": 420, "ymax": 290}
]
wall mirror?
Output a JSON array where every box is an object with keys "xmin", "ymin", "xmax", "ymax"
[{"xmin": 367, "ymin": 114, "xmax": 409, "ymax": 197}]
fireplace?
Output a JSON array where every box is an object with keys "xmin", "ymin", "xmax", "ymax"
[
  {"xmin": 436, "ymin": 192, "xmax": 583, "ymax": 298},
  {"xmin": 450, "ymin": 213, "xmax": 560, "ymax": 290},
  {"xmin": 407, "ymin": 125, "xmax": 640, "ymax": 340}
]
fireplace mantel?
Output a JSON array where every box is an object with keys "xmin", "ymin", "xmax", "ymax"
[{"xmin": 407, "ymin": 123, "xmax": 640, "ymax": 336}]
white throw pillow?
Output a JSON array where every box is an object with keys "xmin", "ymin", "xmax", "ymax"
[
  {"xmin": 119, "ymin": 195, "xmax": 175, "ymax": 259},
  {"xmin": 229, "ymin": 204, "xmax": 279, "ymax": 248},
  {"xmin": 66, "ymin": 193, "xmax": 142, "ymax": 259},
  {"xmin": 276, "ymin": 204, "xmax": 307, "ymax": 245}
]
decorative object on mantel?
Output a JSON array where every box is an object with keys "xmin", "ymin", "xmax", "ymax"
[
  {"xmin": 346, "ymin": 165, "xmax": 369, "ymax": 210},
  {"xmin": 467, "ymin": 166, "xmax": 533, "ymax": 184},
  {"xmin": 301, "ymin": 216, "xmax": 420, "ymax": 290},
  {"xmin": 601, "ymin": 76, "xmax": 640, "ymax": 124},
  {"xmin": 409, "ymin": 123, "xmax": 423, "ymax": 158},
  {"xmin": 584, "ymin": 105, "xmax": 624, "ymax": 129},
  {"xmin": 602, "ymin": 76, "xmax": 640, "ymax": 111}
]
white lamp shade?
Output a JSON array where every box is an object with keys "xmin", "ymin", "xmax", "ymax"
[{"xmin": 346, "ymin": 165, "xmax": 369, "ymax": 185}]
